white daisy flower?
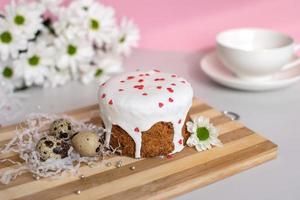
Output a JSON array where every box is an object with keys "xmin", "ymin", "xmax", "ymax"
[
  {"xmin": 53, "ymin": 21, "xmax": 86, "ymax": 41},
  {"xmin": 68, "ymin": 0, "xmax": 98, "ymax": 18},
  {"xmin": 0, "ymin": 18, "xmax": 27, "ymax": 60},
  {"xmin": 81, "ymin": 3, "xmax": 117, "ymax": 46},
  {"xmin": 44, "ymin": 68, "xmax": 71, "ymax": 88},
  {"xmin": 14, "ymin": 41, "xmax": 55, "ymax": 87},
  {"xmin": 186, "ymin": 116, "xmax": 223, "ymax": 151},
  {"xmin": 0, "ymin": 59, "xmax": 24, "ymax": 89},
  {"xmin": 78, "ymin": 63, "xmax": 107, "ymax": 84},
  {"xmin": 93, "ymin": 53, "xmax": 123, "ymax": 74},
  {"xmin": 36, "ymin": 27, "xmax": 56, "ymax": 45},
  {"xmin": 53, "ymin": 6, "xmax": 84, "ymax": 38},
  {"xmin": 53, "ymin": 0, "xmax": 96, "ymax": 35},
  {"xmin": 4, "ymin": 0, "xmax": 44, "ymax": 39},
  {"xmin": 78, "ymin": 52, "xmax": 122, "ymax": 84},
  {"xmin": 114, "ymin": 18, "xmax": 140, "ymax": 56},
  {"xmin": 40, "ymin": 0, "xmax": 63, "ymax": 15},
  {"xmin": 54, "ymin": 36, "xmax": 94, "ymax": 78}
]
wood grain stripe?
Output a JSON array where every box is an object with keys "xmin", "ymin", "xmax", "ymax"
[
  {"xmin": 0, "ymin": 156, "xmax": 140, "ymax": 200},
  {"xmin": 151, "ymin": 147, "xmax": 277, "ymax": 200},
  {"xmin": 11, "ymin": 126, "xmax": 254, "ymax": 200},
  {"xmin": 189, "ymin": 104, "xmax": 212, "ymax": 115},
  {"xmin": 52, "ymin": 134, "xmax": 267, "ymax": 200},
  {"xmin": 101, "ymin": 141, "xmax": 277, "ymax": 200}
]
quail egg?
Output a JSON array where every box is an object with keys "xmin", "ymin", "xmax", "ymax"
[
  {"xmin": 49, "ymin": 119, "xmax": 74, "ymax": 140},
  {"xmin": 71, "ymin": 131, "xmax": 102, "ymax": 157},
  {"xmin": 36, "ymin": 135, "xmax": 70, "ymax": 161}
]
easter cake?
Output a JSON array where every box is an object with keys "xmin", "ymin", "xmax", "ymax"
[{"xmin": 98, "ymin": 70, "xmax": 193, "ymax": 158}]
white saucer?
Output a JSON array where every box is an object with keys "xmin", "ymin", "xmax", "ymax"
[{"xmin": 200, "ymin": 51, "xmax": 300, "ymax": 91}]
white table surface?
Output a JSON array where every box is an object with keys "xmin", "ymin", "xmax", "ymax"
[{"xmin": 1, "ymin": 49, "xmax": 300, "ymax": 200}]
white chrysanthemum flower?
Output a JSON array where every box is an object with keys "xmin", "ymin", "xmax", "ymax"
[
  {"xmin": 36, "ymin": 27, "xmax": 56, "ymax": 45},
  {"xmin": 68, "ymin": 0, "xmax": 97, "ymax": 18},
  {"xmin": 81, "ymin": 3, "xmax": 117, "ymax": 46},
  {"xmin": 79, "ymin": 53, "xmax": 122, "ymax": 84},
  {"xmin": 53, "ymin": 0, "xmax": 96, "ymax": 35},
  {"xmin": 53, "ymin": 21, "xmax": 86, "ymax": 41},
  {"xmin": 79, "ymin": 63, "xmax": 109, "ymax": 84},
  {"xmin": 40, "ymin": 0, "xmax": 63, "ymax": 14},
  {"xmin": 93, "ymin": 53, "xmax": 123, "ymax": 74},
  {"xmin": 0, "ymin": 18, "xmax": 27, "ymax": 60},
  {"xmin": 54, "ymin": 36, "xmax": 94, "ymax": 78},
  {"xmin": 114, "ymin": 18, "xmax": 140, "ymax": 56},
  {"xmin": 14, "ymin": 41, "xmax": 55, "ymax": 87},
  {"xmin": 0, "ymin": 59, "xmax": 24, "ymax": 89},
  {"xmin": 44, "ymin": 68, "xmax": 71, "ymax": 88},
  {"xmin": 5, "ymin": 0, "xmax": 44, "ymax": 39},
  {"xmin": 186, "ymin": 116, "xmax": 222, "ymax": 151},
  {"xmin": 53, "ymin": 6, "xmax": 85, "ymax": 39}
]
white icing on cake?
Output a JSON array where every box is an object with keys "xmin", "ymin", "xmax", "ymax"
[{"xmin": 98, "ymin": 70, "xmax": 193, "ymax": 158}]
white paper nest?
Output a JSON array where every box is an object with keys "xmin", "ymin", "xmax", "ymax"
[{"xmin": 0, "ymin": 113, "xmax": 117, "ymax": 184}]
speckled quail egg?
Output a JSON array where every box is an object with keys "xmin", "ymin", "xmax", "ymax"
[
  {"xmin": 71, "ymin": 131, "xmax": 102, "ymax": 157},
  {"xmin": 36, "ymin": 135, "xmax": 70, "ymax": 161},
  {"xmin": 49, "ymin": 119, "xmax": 74, "ymax": 140}
]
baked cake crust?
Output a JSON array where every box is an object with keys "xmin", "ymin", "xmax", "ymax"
[{"xmin": 109, "ymin": 117, "xmax": 190, "ymax": 157}]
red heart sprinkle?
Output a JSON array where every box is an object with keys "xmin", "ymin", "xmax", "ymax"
[
  {"xmin": 120, "ymin": 80, "xmax": 125, "ymax": 83},
  {"xmin": 138, "ymin": 79, "xmax": 144, "ymax": 82},
  {"xmin": 156, "ymin": 86, "xmax": 162, "ymax": 89},
  {"xmin": 167, "ymin": 154, "xmax": 173, "ymax": 159},
  {"xmin": 139, "ymin": 74, "xmax": 144, "ymax": 77},
  {"xmin": 154, "ymin": 78, "xmax": 165, "ymax": 81},
  {"xmin": 158, "ymin": 102, "xmax": 164, "ymax": 108},
  {"xmin": 108, "ymin": 99, "xmax": 113, "ymax": 105},
  {"xmin": 145, "ymin": 73, "xmax": 150, "ymax": 76},
  {"xmin": 178, "ymin": 119, "xmax": 182, "ymax": 124},
  {"xmin": 118, "ymin": 89, "xmax": 124, "ymax": 92},
  {"xmin": 167, "ymin": 88, "xmax": 174, "ymax": 93},
  {"xmin": 127, "ymin": 76, "xmax": 135, "ymax": 80},
  {"xmin": 178, "ymin": 139, "xmax": 183, "ymax": 145},
  {"xmin": 142, "ymin": 93, "xmax": 148, "ymax": 96},
  {"xmin": 171, "ymin": 74, "xmax": 177, "ymax": 77},
  {"xmin": 134, "ymin": 127, "xmax": 140, "ymax": 132},
  {"xmin": 154, "ymin": 69, "xmax": 160, "ymax": 72},
  {"xmin": 168, "ymin": 97, "xmax": 174, "ymax": 102},
  {"xmin": 101, "ymin": 94, "xmax": 106, "ymax": 99},
  {"xmin": 171, "ymin": 83, "xmax": 176, "ymax": 86},
  {"xmin": 133, "ymin": 85, "xmax": 144, "ymax": 90}
]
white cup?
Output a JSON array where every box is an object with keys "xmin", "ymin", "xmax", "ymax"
[{"xmin": 216, "ymin": 28, "xmax": 300, "ymax": 81}]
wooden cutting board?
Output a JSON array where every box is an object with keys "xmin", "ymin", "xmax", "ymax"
[{"xmin": 0, "ymin": 98, "xmax": 277, "ymax": 200}]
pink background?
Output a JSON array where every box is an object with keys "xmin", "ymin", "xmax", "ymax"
[{"xmin": 1, "ymin": 0, "xmax": 300, "ymax": 52}]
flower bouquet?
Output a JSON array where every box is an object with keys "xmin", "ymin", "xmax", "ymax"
[{"xmin": 0, "ymin": 0, "xmax": 140, "ymax": 90}]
